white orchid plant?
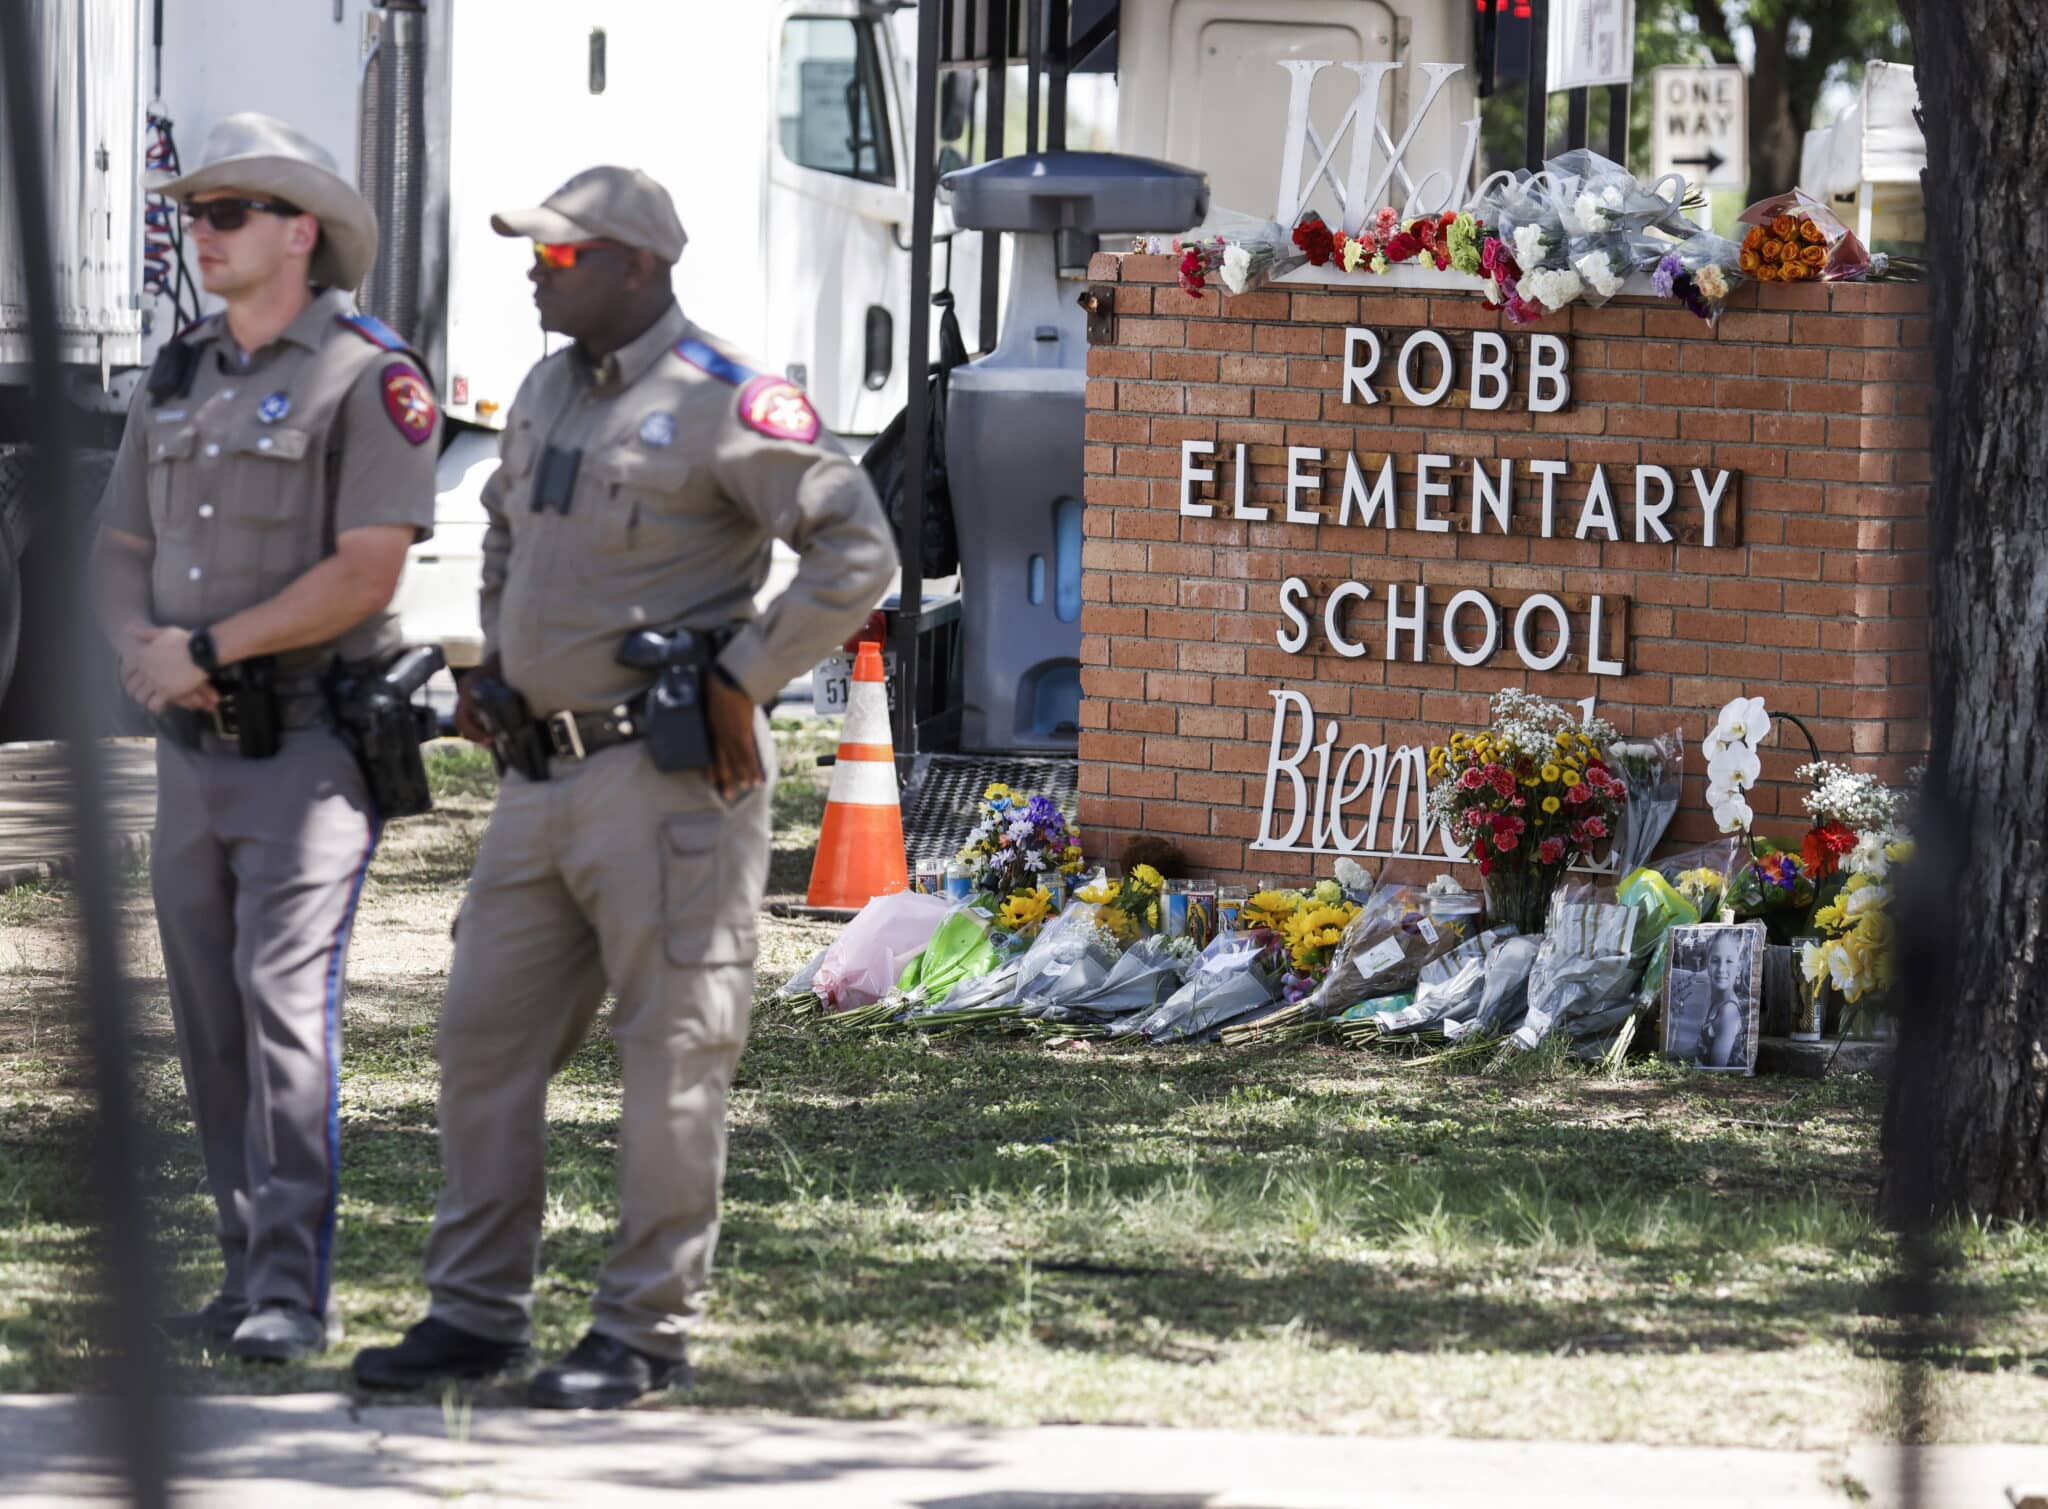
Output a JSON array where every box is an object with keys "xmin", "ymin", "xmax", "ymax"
[{"xmin": 1703, "ymin": 695, "xmax": 1771, "ymax": 836}]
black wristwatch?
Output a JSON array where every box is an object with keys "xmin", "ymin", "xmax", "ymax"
[{"xmin": 187, "ymin": 626, "xmax": 221, "ymax": 675}]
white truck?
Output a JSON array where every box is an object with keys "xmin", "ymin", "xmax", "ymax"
[{"xmin": 0, "ymin": 0, "xmax": 1478, "ymax": 735}]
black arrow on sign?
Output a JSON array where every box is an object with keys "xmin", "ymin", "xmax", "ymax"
[{"xmin": 1672, "ymin": 147, "xmax": 1728, "ymax": 175}]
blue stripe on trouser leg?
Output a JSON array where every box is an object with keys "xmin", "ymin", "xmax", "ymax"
[{"xmin": 315, "ymin": 821, "xmax": 380, "ymax": 1315}]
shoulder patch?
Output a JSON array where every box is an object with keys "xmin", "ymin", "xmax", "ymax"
[
  {"xmin": 738, "ymin": 373, "xmax": 821, "ymax": 444},
  {"xmin": 338, "ymin": 312, "xmax": 410, "ymax": 352},
  {"xmin": 380, "ymin": 362, "xmax": 438, "ymax": 446},
  {"xmin": 673, "ymin": 336, "xmax": 757, "ymax": 388}
]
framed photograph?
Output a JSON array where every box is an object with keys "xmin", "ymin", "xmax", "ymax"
[{"xmin": 1661, "ymin": 921, "xmax": 1765, "ymax": 1075}]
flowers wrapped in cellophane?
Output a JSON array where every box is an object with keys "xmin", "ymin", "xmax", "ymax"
[
  {"xmin": 1607, "ymin": 730, "xmax": 1684, "ymax": 877},
  {"xmin": 796, "ymin": 890, "xmax": 958, "ymax": 1012},
  {"xmin": 1493, "ymin": 172, "xmax": 1581, "ymax": 314},
  {"xmin": 1649, "ymin": 233, "xmax": 1748, "ymax": 326},
  {"xmin": 1177, "ymin": 210, "xmax": 1310, "ymax": 298},
  {"xmin": 1510, "ymin": 881, "xmax": 1641, "ymax": 1053},
  {"xmin": 1128, "ymin": 934, "xmax": 1283, "ymax": 1043},
  {"xmin": 1569, "ymin": 230, "xmax": 1663, "ymax": 307},
  {"xmin": 1737, "ymin": 189, "xmax": 1881, "ymax": 283},
  {"xmin": 1547, "ymin": 148, "xmax": 1701, "ymax": 240}
]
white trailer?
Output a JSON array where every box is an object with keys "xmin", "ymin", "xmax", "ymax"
[{"xmin": 0, "ymin": 0, "xmax": 1478, "ymax": 730}]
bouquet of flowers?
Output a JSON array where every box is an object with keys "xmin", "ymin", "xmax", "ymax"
[
  {"xmin": 1569, "ymin": 231, "xmax": 1658, "ymax": 306},
  {"xmin": 1794, "ymin": 760, "xmax": 1904, "ymax": 879},
  {"xmin": 1511, "ymin": 881, "xmax": 1641, "ymax": 1053},
  {"xmin": 1426, "ymin": 689, "xmax": 1629, "ymax": 934},
  {"xmin": 1479, "ymin": 233, "xmax": 1547, "ymax": 326},
  {"xmin": 803, "ymin": 890, "xmax": 957, "ymax": 1011},
  {"xmin": 1650, "ymin": 233, "xmax": 1747, "ymax": 325},
  {"xmin": 1608, "ymin": 730, "xmax": 1683, "ymax": 876},
  {"xmin": 955, "ymin": 783, "xmax": 1083, "ymax": 899},
  {"xmin": 1801, "ymin": 871, "xmax": 1898, "ymax": 1006},
  {"xmin": 1226, "ymin": 877, "xmax": 1364, "ymax": 1002},
  {"xmin": 1075, "ymin": 863, "xmax": 1167, "ymax": 942},
  {"xmin": 1548, "ymin": 148, "xmax": 1703, "ymax": 239},
  {"xmin": 1176, "ymin": 212, "xmax": 1307, "ymax": 297},
  {"xmin": 1790, "ymin": 758, "xmax": 1912, "ymax": 1020},
  {"xmin": 1019, "ymin": 933, "xmax": 1197, "ymax": 1028},
  {"xmin": 1738, "ymin": 189, "xmax": 1882, "ymax": 283},
  {"xmin": 1130, "ymin": 934, "xmax": 1282, "ymax": 1043}
]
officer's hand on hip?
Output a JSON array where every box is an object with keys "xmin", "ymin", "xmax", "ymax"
[
  {"xmin": 707, "ymin": 669, "xmax": 764, "ymax": 802},
  {"xmin": 453, "ymin": 660, "xmax": 498, "ymax": 746}
]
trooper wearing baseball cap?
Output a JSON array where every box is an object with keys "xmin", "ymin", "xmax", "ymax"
[
  {"xmin": 92, "ymin": 112, "xmax": 438, "ymax": 1363},
  {"xmin": 352, "ymin": 163, "xmax": 895, "ymax": 1408}
]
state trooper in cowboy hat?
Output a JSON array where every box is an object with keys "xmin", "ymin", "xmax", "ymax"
[
  {"xmin": 92, "ymin": 113, "xmax": 438, "ymax": 1362},
  {"xmin": 352, "ymin": 165, "xmax": 895, "ymax": 1408}
]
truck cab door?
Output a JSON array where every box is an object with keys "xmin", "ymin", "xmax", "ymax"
[{"xmin": 765, "ymin": 2, "xmax": 914, "ymax": 437}]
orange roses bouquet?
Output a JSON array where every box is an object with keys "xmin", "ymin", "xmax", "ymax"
[{"xmin": 1736, "ymin": 189, "xmax": 1879, "ymax": 282}]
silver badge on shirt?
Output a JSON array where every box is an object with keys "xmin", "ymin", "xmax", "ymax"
[{"xmin": 639, "ymin": 412, "xmax": 676, "ymax": 448}]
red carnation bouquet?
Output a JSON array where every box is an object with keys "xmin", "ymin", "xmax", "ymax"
[{"xmin": 1425, "ymin": 689, "xmax": 1630, "ymax": 934}]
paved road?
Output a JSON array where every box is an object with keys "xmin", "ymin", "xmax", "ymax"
[
  {"xmin": 0, "ymin": 740, "xmax": 157, "ymax": 888},
  {"xmin": 3, "ymin": 1396, "xmax": 2043, "ymax": 1508}
]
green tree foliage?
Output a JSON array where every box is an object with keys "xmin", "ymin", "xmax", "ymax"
[{"xmin": 1481, "ymin": 1, "xmax": 1912, "ymax": 203}]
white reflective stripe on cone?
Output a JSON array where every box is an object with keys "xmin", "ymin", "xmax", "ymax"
[
  {"xmin": 825, "ymin": 756, "xmax": 900, "ymax": 807},
  {"xmin": 840, "ymin": 679, "xmax": 891, "ymax": 745}
]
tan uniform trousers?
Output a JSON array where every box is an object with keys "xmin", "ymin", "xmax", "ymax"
[
  {"xmin": 152, "ymin": 726, "xmax": 379, "ymax": 1316},
  {"xmin": 423, "ymin": 717, "xmax": 772, "ymax": 1360}
]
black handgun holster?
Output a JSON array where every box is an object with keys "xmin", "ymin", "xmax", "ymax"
[{"xmin": 330, "ymin": 646, "xmax": 446, "ymax": 820}]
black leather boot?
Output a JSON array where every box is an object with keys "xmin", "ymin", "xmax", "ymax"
[
  {"xmin": 527, "ymin": 1330, "xmax": 688, "ymax": 1410},
  {"xmin": 352, "ymin": 1316, "xmax": 531, "ymax": 1390},
  {"xmin": 157, "ymin": 1295, "xmax": 249, "ymax": 1346}
]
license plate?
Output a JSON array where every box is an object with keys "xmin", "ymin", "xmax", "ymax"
[{"xmin": 812, "ymin": 650, "xmax": 898, "ymax": 716}]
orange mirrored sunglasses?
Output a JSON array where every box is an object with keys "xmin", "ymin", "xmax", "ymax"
[{"xmin": 532, "ymin": 240, "xmax": 614, "ymax": 271}]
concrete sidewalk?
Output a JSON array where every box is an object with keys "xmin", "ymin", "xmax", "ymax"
[
  {"xmin": 4, "ymin": 1395, "xmax": 2045, "ymax": 1508},
  {"xmin": 0, "ymin": 739, "xmax": 156, "ymax": 889}
]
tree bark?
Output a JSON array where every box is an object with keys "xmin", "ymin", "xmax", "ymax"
[
  {"xmin": 1747, "ymin": 16, "xmax": 1803, "ymax": 203},
  {"xmin": 1883, "ymin": 0, "xmax": 2048, "ymax": 1222}
]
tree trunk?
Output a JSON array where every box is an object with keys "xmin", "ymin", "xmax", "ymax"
[
  {"xmin": 1883, "ymin": 0, "xmax": 2048, "ymax": 1222},
  {"xmin": 1747, "ymin": 17, "xmax": 1803, "ymax": 202}
]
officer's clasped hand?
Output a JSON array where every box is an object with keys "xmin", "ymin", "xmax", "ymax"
[{"xmin": 126, "ymin": 624, "xmax": 221, "ymax": 714}]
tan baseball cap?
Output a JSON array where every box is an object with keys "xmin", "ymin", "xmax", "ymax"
[{"xmin": 490, "ymin": 165, "xmax": 688, "ymax": 264}]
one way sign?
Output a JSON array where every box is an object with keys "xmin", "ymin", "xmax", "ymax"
[{"xmin": 1651, "ymin": 64, "xmax": 1747, "ymax": 193}]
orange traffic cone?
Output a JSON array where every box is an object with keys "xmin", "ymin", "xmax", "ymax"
[{"xmin": 806, "ymin": 641, "xmax": 909, "ymax": 909}]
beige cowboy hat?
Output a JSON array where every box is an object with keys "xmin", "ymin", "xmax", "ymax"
[{"xmin": 146, "ymin": 112, "xmax": 378, "ymax": 291}]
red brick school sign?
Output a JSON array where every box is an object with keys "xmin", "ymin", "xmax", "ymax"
[{"xmin": 1074, "ymin": 261, "xmax": 1932, "ymax": 881}]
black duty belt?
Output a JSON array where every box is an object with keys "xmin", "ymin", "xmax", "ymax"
[
  {"xmin": 539, "ymin": 695, "xmax": 650, "ymax": 763},
  {"xmin": 157, "ymin": 674, "xmax": 332, "ymax": 753}
]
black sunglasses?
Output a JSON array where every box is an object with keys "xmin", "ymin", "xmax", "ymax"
[{"xmin": 179, "ymin": 196, "xmax": 305, "ymax": 232}]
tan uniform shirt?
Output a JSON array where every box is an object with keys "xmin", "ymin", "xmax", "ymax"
[
  {"xmin": 477, "ymin": 301, "xmax": 896, "ymax": 715},
  {"xmin": 98, "ymin": 288, "xmax": 440, "ymax": 667}
]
